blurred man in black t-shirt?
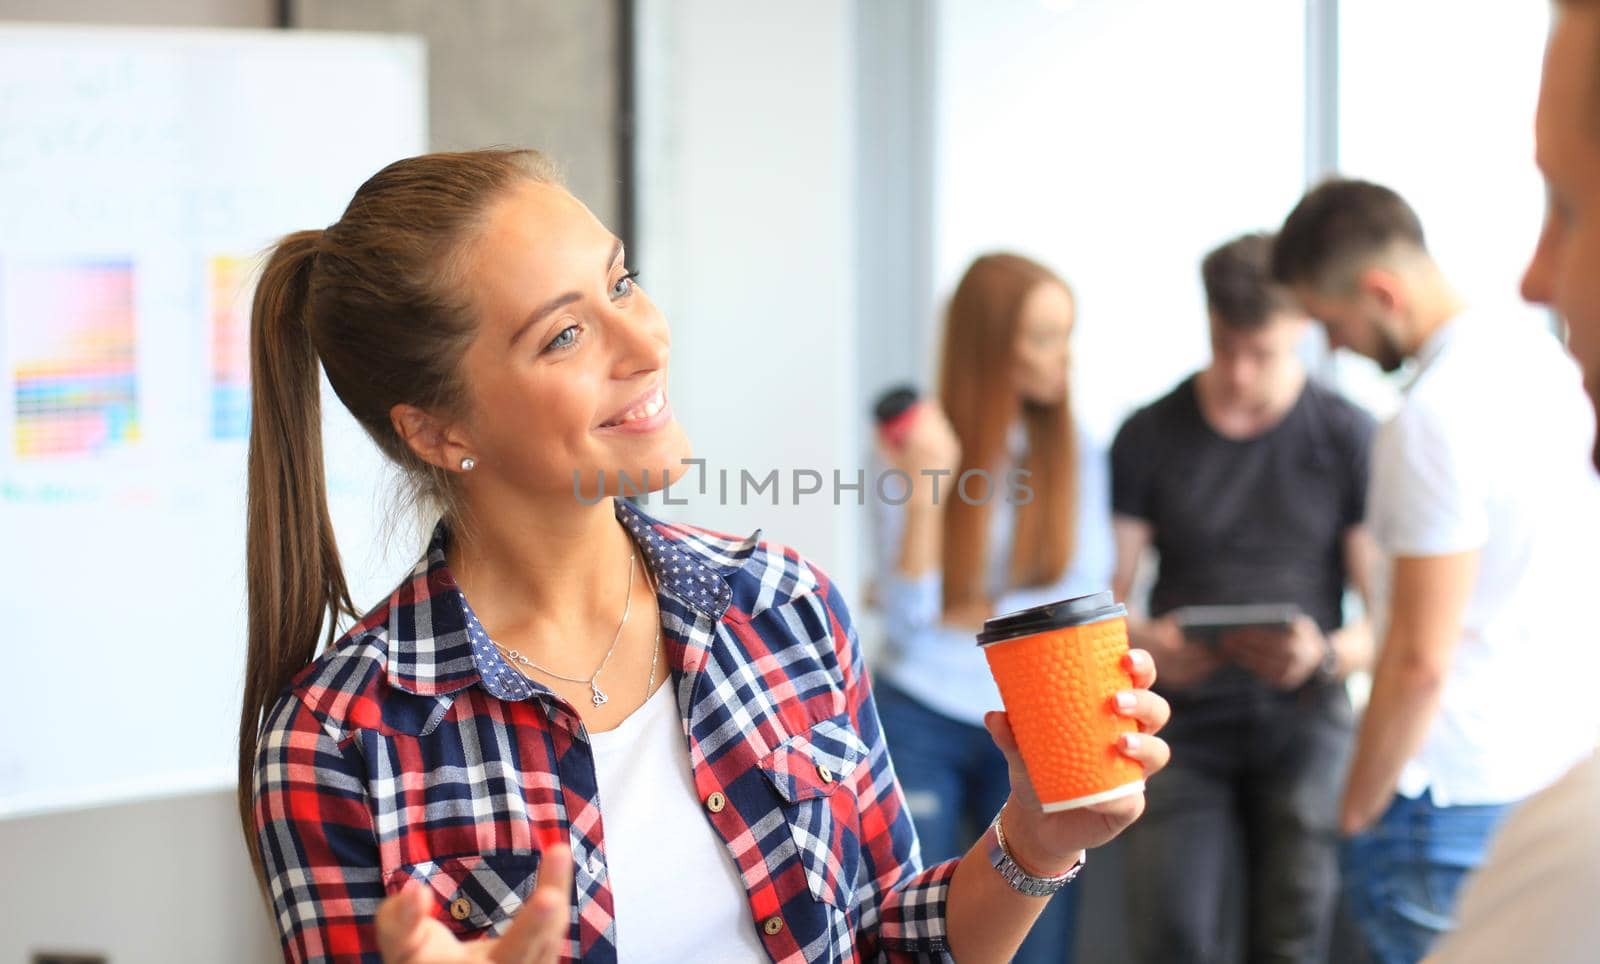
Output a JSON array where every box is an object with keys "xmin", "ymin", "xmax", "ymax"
[{"xmin": 1111, "ymin": 233, "xmax": 1376, "ymax": 964}]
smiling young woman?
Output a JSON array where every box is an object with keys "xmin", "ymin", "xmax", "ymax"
[{"xmin": 237, "ymin": 148, "xmax": 1171, "ymax": 964}]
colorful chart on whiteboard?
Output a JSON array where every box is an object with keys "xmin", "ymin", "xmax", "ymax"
[{"xmin": 0, "ymin": 24, "xmax": 427, "ymax": 818}]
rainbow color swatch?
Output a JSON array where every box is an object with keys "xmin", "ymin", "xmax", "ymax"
[
  {"xmin": 8, "ymin": 259, "xmax": 140, "ymax": 459},
  {"xmin": 209, "ymin": 255, "xmax": 251, "ymax": 439}
]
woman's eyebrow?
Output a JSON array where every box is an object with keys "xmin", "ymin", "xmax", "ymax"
[{"xmin": 508, "ymin": 238, "xmax": 627, "ymax": 348}]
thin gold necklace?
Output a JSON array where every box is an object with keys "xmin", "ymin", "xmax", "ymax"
[
  {"xmin": 643, "ymin": 562, "xmax": 662, "ymax": 699},
  {"xmin": 495, "ymin": 549, "xmax": 634, "ymax": 707}
]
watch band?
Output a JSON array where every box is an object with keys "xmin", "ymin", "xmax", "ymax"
[{"xmin": 986, "ymin": 805, "xmax": 1085, "ymax": 897}]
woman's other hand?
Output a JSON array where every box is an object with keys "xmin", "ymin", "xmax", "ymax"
[{"xmin": 377, "ymin": 843, "xmax": 574, "ymax": 964}]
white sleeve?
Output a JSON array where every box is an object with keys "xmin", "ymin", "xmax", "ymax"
[
  {"xmin": 1373, "ymin": 400, "xmax": 1490, "ymax": 557},
  {"xmin": 1428, "ymin": 751, "xmax": 1600, "ymax": 963}
]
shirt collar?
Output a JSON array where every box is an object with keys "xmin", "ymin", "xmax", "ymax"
[
  {"xmin": 382, "ymin": 499, "xmax": 762, "ymax": 699},
  {"xmin": 1411, "ymin": 308, "xmax": 1478, "ymax": 379}
]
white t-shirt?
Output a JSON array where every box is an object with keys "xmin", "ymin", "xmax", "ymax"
[
  {"xmin": 1428, "ymin": 749, "xmax": 1600, "ymax": 963},
  {"xmin": 587, "ymin": 682, "xmax": 769, "ymax": 962},
  {"xmin": 1367, "ymin": 310, "xmax": 1600, "ymax": 805}
]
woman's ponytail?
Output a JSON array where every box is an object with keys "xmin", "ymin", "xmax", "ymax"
[
  {"xmin": 237, "ymin": 229, "xmax": 357, "ymax": 883},
  {"xmin": 233, "ymin": 150, "xmax": 565, "ymax": 889}
]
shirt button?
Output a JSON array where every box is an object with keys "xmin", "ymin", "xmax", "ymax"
[
  {"xmin": 449, "ymin": 897, "xmax": 472, "ymax": 921},
  {"xmin": 763, "ymin": 915, "xmax": 785, "ymax": 936},
  {"xmin": 817, "ymin": 764, "xmax": 834, "ymax": 784},
  {"xmin": 706, "ymin": 791, "xmax": 727, "ymax": 813}
]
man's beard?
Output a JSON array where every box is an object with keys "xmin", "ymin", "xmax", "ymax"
[{"xmin": 1375, "ymin": 324, "xmax": 1408, "ymax": 373}]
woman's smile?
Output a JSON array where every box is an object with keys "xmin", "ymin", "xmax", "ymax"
[{"xmin": 597, "ymin": 384, "xmax": 672, "ymax": 433}]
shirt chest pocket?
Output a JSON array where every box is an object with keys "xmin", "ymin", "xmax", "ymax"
[
  {"xmin": 386, "ymin": 850, "xmax": 542, "ymax": 938},
  {"xmin": 757, "ymin": 714, "xmax": 870, "ymax": 909}
]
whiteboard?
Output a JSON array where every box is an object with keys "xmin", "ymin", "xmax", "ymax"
[{"xmin": 0, "ymin": 25, "xmax": 427, "ymax": 818}]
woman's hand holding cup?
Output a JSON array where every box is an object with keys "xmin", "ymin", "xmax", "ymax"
[
  {"xmin": 983, "ymin": 648, "xmax": 1172, "ymax": 873},
  {"xmin": 977, "ymin": 593, "xmax": 1171, "ymax": 875},
  {"xmin": 878, "ymin": 401, "xmax": 962, "ymax": 507}
]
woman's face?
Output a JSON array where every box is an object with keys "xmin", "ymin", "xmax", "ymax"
[
  {"xmin": 451, "ymin": 181, "xmax": 690, "ymax": 498},
  {"xmin": 1012, "ymin": 281, "xmax": 1075, "ymax": 406}
]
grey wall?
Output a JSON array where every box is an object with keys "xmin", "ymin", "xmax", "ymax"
[
  {"xmin": 293, "ymin": 0, "xmax": 624, "ymax": 229},
  {"xmin": 854, "ymin": 0, "xmax": 936, "ymax": 408},
  {"xmin": 630, "ymin": 0, "xmax": 864, "ymax": 599},
  {"xmin": 0, "ymin": 789, "xmax": 278, "ymax": 964},
  {"xmin": 0, "ymin": 0, "xmax": 272, "ymax": 27}
]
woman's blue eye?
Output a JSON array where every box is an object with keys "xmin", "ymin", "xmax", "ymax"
[
  {"xmin": 611, "ymin": 270, "xmax": 640, "ymax": 299},
  {"xmin": 545, "ymin": 324, "xmax": 580, "ymax": 352}
]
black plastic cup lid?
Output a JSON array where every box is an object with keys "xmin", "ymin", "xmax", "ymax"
[{"xmin": 976, "ymin": 590, "xmax": 1127, "ymax": 646}]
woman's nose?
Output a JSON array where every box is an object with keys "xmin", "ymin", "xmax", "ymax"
[{"xmin": 609, "ymin": 303, "xmax": 668, "ymax": 377}]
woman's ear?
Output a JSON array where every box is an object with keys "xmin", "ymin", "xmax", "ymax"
[{"xmin": 390, "ymin": 403, "xmax": 475, "ymax": 473}]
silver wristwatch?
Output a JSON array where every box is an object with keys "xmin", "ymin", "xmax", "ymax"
[{"xmin": 987, "ymin": 806, "xmax": 1086, "ymax": 897}]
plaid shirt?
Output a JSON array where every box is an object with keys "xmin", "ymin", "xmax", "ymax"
[{"xmin": 254, "ymin": 499, "xmax": 959, "ymax": 962}]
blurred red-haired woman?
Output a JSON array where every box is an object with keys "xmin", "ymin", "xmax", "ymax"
[{"xmin": 872, "ymin": 252, "xmax": 1116, "ymax": 964}]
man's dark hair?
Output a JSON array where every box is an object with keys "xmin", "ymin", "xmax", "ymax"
[
  {"xmin": 1270, "ymin": 178, "xmax": 1427, "ymax": 289},
  {"xmin": 1201, "ymin": 233, "xmax": 1298, "ymax": 330}
]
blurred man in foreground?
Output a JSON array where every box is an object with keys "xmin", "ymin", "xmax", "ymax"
[{"xmin": 1430, "ymin": 3, "xmax": 1600, "ymax": 957}]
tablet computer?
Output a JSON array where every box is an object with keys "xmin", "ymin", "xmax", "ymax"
[{"xmin": 1169, "ymin": 603, "xmax": 1301, "ymax": 648}]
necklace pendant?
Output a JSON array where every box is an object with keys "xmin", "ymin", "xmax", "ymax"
[{"xmin": 590, "ymin": 683, "xmax": 609, "ymax": 707}]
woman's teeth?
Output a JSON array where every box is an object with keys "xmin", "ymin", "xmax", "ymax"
[{"xmin": 609, "ymin": 391, "xmax": 664, "ymax": 426}]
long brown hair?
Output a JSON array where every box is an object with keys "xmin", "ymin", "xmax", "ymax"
[
  {"xmin": 238, "ymin": 149, "xmax": 562, "ymax": 883},
  {"xmin": 937, "ymin": 253, "xmax": 1078, "ymax": 613}
]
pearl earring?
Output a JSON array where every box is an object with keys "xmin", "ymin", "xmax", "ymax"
[{"xmin": 460, "ymin": 457, "xmax": 476, "ymax": 472}]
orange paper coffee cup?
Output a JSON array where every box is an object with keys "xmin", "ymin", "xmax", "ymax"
[{"xmin": 978, "ymin": 591, "xmax": 1144, "ymax": 811}]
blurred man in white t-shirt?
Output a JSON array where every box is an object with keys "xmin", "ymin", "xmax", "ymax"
[
  {"xmin": 1270, "ymin": 174, "xmax": 1600, "ymax": 963},
  {"xmin": 1429, "ymin": 3, "xmax": 1600, "ymax": 960}
]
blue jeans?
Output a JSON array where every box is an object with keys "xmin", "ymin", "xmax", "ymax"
[
  {"xmin": 1340, "ymin": 790, "xmax": 1514, "ymax": 964},
  {"xmin": 874, "ymin": 680, "xmax": 1079, "ymax": 964}
]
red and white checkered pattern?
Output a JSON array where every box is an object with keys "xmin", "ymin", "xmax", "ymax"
[{"xmin": 253, "ymin": 499, "xmax": 957, "ymax": 962}]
